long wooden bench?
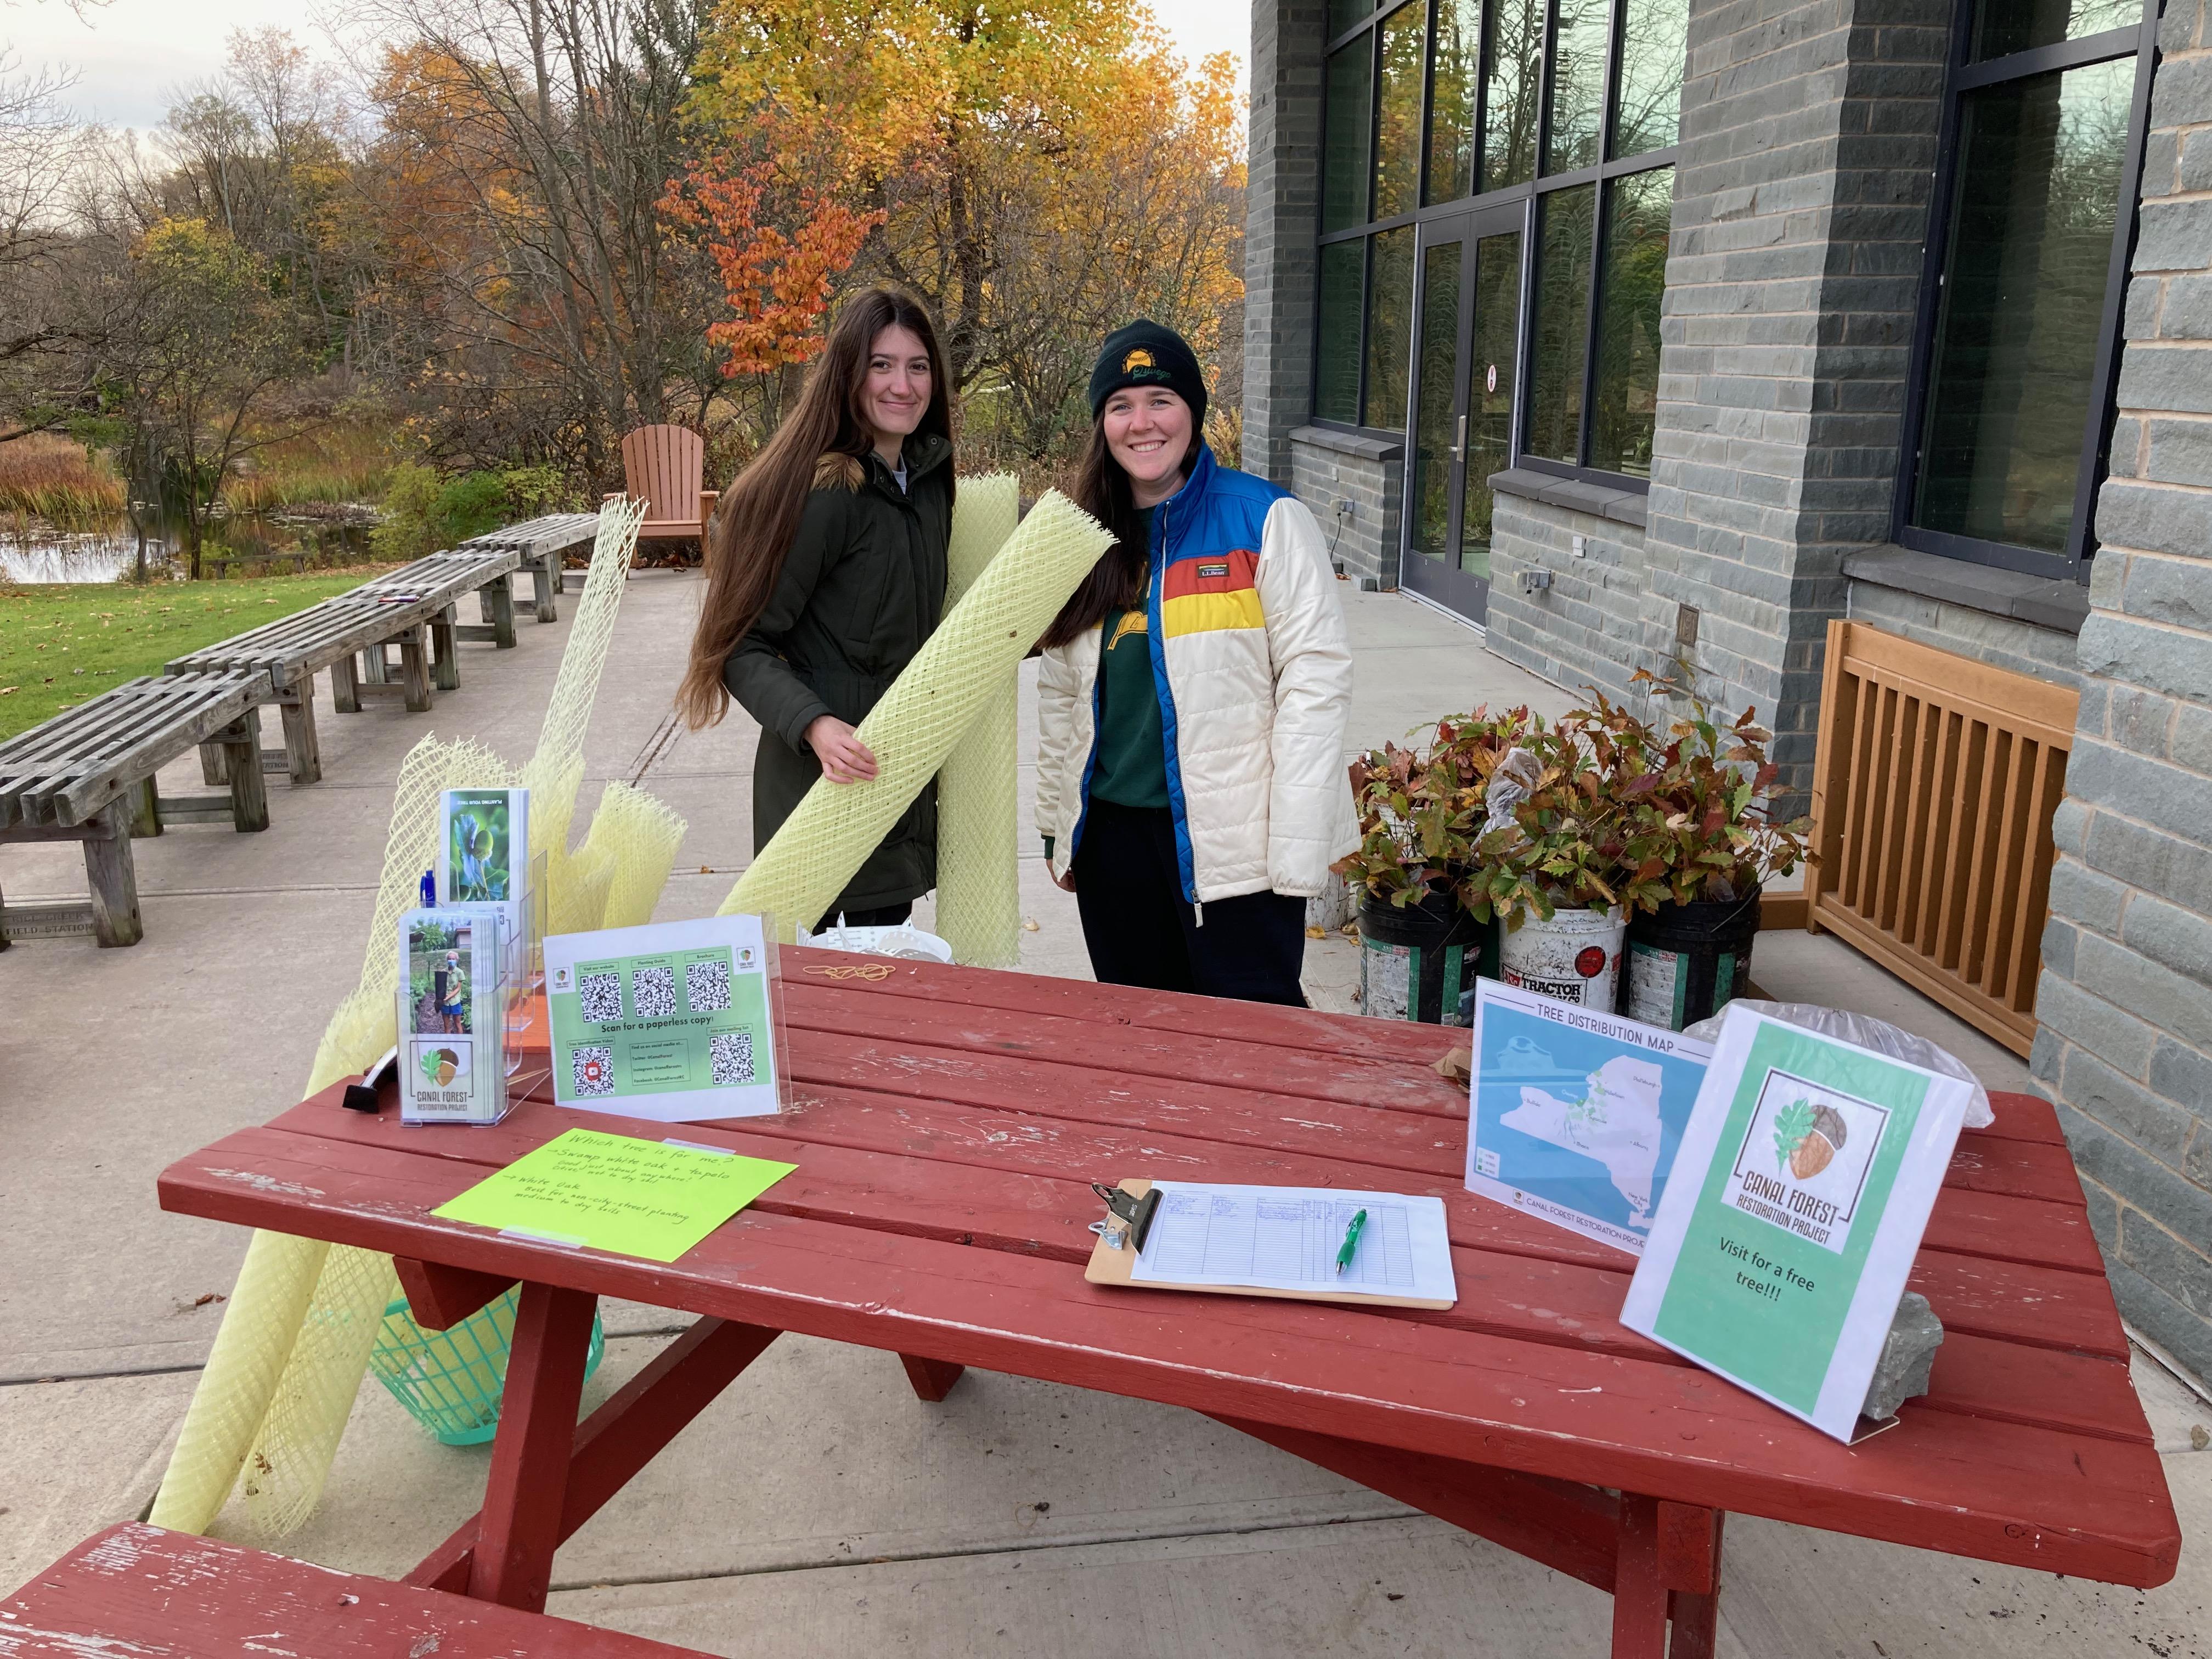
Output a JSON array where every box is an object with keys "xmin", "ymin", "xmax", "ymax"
[
  {"xmin": 0, "ymin": 1523, "xmax": 708, "ymax": 1657},
  {"xmin": 0, "ymin": 672, "xmax": 272, "ymax": 947},
  {"xmin": 454, "ymin": 512, "xmax": 603, "ymax": 622}
]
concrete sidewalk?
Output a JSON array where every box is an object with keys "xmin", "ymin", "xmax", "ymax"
[{"xmin": 0, "ymin": 572, "xmax": 2203, "ymax": 1657}]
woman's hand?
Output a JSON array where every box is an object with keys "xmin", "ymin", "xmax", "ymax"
[
  {"xmin": 805, "ymin": 715, "xmax": 879, "ymax": 783},
  {"xmin": 1049, "ymin": 865, "xmax": 1077, "ymax": 893}
]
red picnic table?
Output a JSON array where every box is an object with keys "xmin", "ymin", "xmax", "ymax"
[{"xmin": 157, "ymin": 950, "xmax": 2181, "ymax": 1657}]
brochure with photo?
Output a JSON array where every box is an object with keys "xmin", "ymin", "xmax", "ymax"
[{"xmin": 398, "ymin": 906, "xmax": 510, "ymax": 1125}]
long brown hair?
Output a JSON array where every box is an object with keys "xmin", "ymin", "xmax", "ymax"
[
  {"xmin": 678, "ymin": 287, "xmax": 954, "ymax": 729},
  {"xmin": 1040, "ymin": 408, "xmax": 1198, "ymax": 649}
]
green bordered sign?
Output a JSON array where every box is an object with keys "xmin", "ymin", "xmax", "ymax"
[
  {"xmin": 1618, "ymin": 1006, "xmax": 1972, "ymax": 1441},
  {"xmin": 546, "ymin": 914, "xmax": 781, "ymax": 1122}
]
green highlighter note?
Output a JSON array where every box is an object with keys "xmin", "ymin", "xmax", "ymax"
[
  {"xmin": 1618, "ymin": 1007, "xmax": 1972, "ymax": 1442},
  {"xmin": 433, "ymin": 1128, "xmax": 796, "ymax": 1264}
]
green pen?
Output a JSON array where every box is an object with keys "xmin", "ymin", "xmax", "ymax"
[{"xmin": 1334, "ymin": 1208, "xmax": 1368, "ymax": 1276}]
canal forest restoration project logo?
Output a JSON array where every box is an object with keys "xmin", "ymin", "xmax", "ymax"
[{"xmin": 1718, "ymin": 1068, "xmax": 1889, "ymax": 1254}]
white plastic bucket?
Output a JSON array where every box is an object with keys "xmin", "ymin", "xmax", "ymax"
[{"xmin": 1498, "ymin": 902, "xmax": 1627, "ymax": 1011}]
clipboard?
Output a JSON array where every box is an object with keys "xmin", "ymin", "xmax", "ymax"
[{"xmin": 1082, "ymin": 1179, "xmax": 1455, "ymax": 1310}]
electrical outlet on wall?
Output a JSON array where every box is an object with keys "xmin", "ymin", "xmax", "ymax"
[{"xmin": 1334, "ymin": 498, "xmax": 1355, "ymax": 518}]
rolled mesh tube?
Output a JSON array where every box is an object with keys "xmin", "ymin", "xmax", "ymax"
[
  {"xmin": 722, "ymin": 490, "xmax": 1111, "ymax": 939},
  {"xmin": 934, "ymin": 475, "xmax": 1023, "ymax": 967},
  {"xmin": 581, "ymin": 780, "xmax": 689, "ymax": 929}
]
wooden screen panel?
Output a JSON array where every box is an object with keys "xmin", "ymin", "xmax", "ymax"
[{"xmin": 1807, "ymin": 622, "xmax": 2079, "ymax": 1057}]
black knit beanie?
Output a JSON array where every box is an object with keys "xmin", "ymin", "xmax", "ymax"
[{"xmin": 1088, "ymin": 320, "xmax": 1207, "ymax": 432}]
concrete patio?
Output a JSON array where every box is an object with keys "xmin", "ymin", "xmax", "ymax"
[{"xmin": 1, "ymin": 569, "xmax": 2203, "ymax": 1657}]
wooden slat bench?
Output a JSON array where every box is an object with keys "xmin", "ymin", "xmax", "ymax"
[
  {"xmin": 0, "ymin": 1523, "xmax": 708, "ymax": 1657},
  {"xmin": 453, "ymin": 512, "xmax": 603, "ymax": 622},
  {"xmin": 0, "ymin": 671, "xmax": 272, "ymax": 947}
]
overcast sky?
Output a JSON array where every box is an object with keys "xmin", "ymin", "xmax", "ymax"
[{"xmin": 4, "ymin": 0, "xmax": 1253, "ymax": 134}]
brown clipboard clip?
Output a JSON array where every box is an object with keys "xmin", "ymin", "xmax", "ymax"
[{"xmin": 1089, "ymin": 1181, "xmax": 1161, "ymax": 1253}]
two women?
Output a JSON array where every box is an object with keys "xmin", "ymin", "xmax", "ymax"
[{"xmin": 682, "ymin": 295, "xmax": 1354, "ymax": 1005}]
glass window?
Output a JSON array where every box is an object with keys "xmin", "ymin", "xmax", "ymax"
[
  {"xmin": 1484, "ymin": 0, "xmax": 1542, "ymax": 190},
  {"xmin": 1323, "ymin": 41, "xmax": 1373, "ymax": 233},
  {"xmin": 1913, "ymin": 60, "xmax": 2131, "ymax": 555},
  {"xmin": 1329, "ymin": 0, "xmax": 1375, "ymax": 36},
  {"xmin": 1589, "ymin": 168, "xmax": 1672, "ymax": 476},
  {"xmin": 1374, "ymin": 3, "xmax": 1427, "ymax": 220},
  {"xmin": 1427, "ymin": 0, "xmax": 1482, "ymax": 204},
  {"xmin": 1316, "ymin": 240, "xmax": 1366, "ymax": 424},
  {"xmin": 1364, "ymin": 225, "xmax": 1417, "ymax": 430},
  {"xmin": 1410, "ymin": 241, "xmax": 1464, "ymax": 557},
  {"xmin": 1613, "ymin": 0, "xmax": 1686, "ymax": 159},
  {"xmin": 1547, "ymin": 0, "xmax": 1612, "ymax": 174},
  {"xmin": 1528, "ymin": 184, "xmax": 1596, "ymax": 460},
  {"xmin": 1972, "ymin": 0, "xmax": 2137, "ymax": 59},
  {"xmin": 1463, "ymin": 232, "xmax": 1522, "ymax": 580}
]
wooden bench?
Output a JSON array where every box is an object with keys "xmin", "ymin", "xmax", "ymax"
[
  {"xmin": 454, "ymin": 512, "xmax": 603, "ymax": 621},
  {"xmin": 0, "ymin": 1523, "xmax": 708, "ymax": 1657},
  {"xmin": 0, "ymin": 672, "xmax": 272, "ymax": 947}
]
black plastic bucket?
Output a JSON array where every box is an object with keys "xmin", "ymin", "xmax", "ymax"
[
  {"xmin": 1357, "ymin": 890, "xmax": 1494, "ymax": 1024},
  {"xmin": 1622, "ymin": 889, "xmax": 1762, "ymax": 1030}
]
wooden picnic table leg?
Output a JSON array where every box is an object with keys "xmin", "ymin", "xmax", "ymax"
[
  {"xmin": 487, "ymin": 574, "xmax": 517, "ymax": 648},
  {"xmin": 467, "ymin": 1282, "xmax": 597, "ymax": 1612},
  {"xmin": 898, "ymin": 1353, "xmax": 966, "ymax": 1401},
  {"xmin": 198, "ymin": 742, "xmax": 229, "ymax": 786},
  {"xmin": 218, "ymin": 710, "xmax": 270, "ymax": 833},
  {"xmin": 82, "ymin": 800, "xmax": 143, "ymax": 948},
  {"xmin": 277, "ymin": 684, "xmax": 320, "ymax": 785},
  {"xmin": 399, "ymin": 627, "xmax": 435, "ymax": 713},
  {"xmin": 530, "ymin": 552, "xmax": 560, "ymax": 620},
  {"xmin": 330, "ymin": 651, "xmax": 360, "ymax": 714},
  {"xmin": 1660, "ymin": 1503, "xmax": 1724, "ymax": 1659},
  {"xmin": 126, "ymin": 777, "xmax": 161, "ymax": 838},
  {"xmin": 431, "ymin": 607, "xmax": 461, "ymax": 692},
  {"xmin": 1611, "ymin": 1493, "xmax": 1669, "ymax": 1659}
]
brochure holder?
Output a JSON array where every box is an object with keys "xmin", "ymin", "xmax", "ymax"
[
  {"xmin": 503, "ymin": 849, "xmax": 549, "ymax": 1085},
  {"xmin": 398, "ymin": 904, "xmax": 514, "ymax": 1126}
]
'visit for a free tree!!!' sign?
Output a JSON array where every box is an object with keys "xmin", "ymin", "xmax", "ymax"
[{"xmin": 1619, "ymin": 1006, "xmax": 1973, "ymax": 1442}]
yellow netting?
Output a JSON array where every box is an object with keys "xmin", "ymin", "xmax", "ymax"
[
  {"xmin": 153, "ymin": 504, "xmax": 657, "ymax": 1538},
  {"xmin": 933, "ymin": 475, "xmax": 1023, "ymax": 968},
  {"xmin": 582, "ymin": 780, "xmax": 689, "ymax": 929},
  {"xmin": 722, "ymin": 489, "xmax": 1110, "ymax": 938}
]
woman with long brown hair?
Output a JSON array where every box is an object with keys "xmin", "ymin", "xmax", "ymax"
[
  {"xmin": 1033, "ymin": 320, "xmax": 1357, "ymax": 1006},
  {"xmin": 678, "ymin": 287, "xmax": 956, "ymax": 932}
]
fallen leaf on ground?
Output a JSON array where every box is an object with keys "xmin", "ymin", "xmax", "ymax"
[
  {"xmin": 1022, "ymin": 917, "xmax": 1040, "ymax": 931},
  {"xmin": 1306, "ymin": 926, "xmax": 1327, "ymax": 939}
]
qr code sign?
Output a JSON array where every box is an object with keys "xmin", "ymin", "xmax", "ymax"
[
  {"xmin": 578, "ymin": 970, "xmax": 622, "ymax": 1024},
  {"xmin": 570, "ymin": 1044, "xmax": 614, "ymax": 1097},
  {"xmin": 709, "ymin": 1030, "xmax": 755, "ymax": 1086},
  {"xmin": 631, "ymin": 965, "xmax": 677, "ymax": 1019},
  {"xmin": 685, "ymin": 957, "xmax": 731, "ymax": 1013}
]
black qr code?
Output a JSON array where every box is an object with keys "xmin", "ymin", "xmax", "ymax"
[
  {"xmin": 709, "ymin": 1031, "xmax": 755, "ymax": 1086},
  {"xmin": 631, "ymin": 965, "xmax": 677, "ymax": 1019},
  {"xmin": 578, "ymin": 970, "xmax": 622, "ymax": 1024},
  {"xmin": 685, "ymin": 957, "xmax": 732, "ymax": 1013},
  {"xmin": 570, "ymin": 1045, "xmax": 614, "ymax": 1096}
]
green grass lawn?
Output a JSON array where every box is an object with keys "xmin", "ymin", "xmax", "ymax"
[{"xmin": 0, "ymin": 572, "xmax": 373, "ymax": 740}]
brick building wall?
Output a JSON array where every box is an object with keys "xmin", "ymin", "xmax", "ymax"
[
  {"xmin": 2033, "ymin": 0, "xmax": 2212, "ymax": 1383},
  {"xmin": 1244, "ymin": 0, "xmax": 1326, "ymax": 487}
]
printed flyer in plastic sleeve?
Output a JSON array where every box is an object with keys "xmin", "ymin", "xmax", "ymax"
[
  {"xmin": 1618, "ymin": 1004, "xmax": 1973, "ymax": 1441},
  {"xmin": 1464, "ymin": 980, "xmax": 1713, "ymax": 1254},
  {"xmin": 546, "ymin": 914, "xmax": 782, "ymax": 1122}
]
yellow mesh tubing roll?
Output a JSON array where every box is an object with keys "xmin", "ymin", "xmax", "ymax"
[
  {"xmin": 580, "ymin": 781, "xmax": 690, "ymax": 929},
  {"xmin": 933, "ymin": 475, "xmax": 1024, "ymax": 967},
  {"xmin": 721, "ymin": 490, "xmax": 1111, "ymax": 938}
]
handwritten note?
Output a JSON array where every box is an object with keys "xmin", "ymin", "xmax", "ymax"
[{"xmin": 432, "ymin": 1127, "xmax": 795, "ymax": 1263}]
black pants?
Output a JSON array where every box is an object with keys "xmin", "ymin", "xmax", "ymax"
[
  {"xmin": 812, "ymin": 901, "xmax": 912, "ymax": 935},
  {"xmin": 1071, "ymin": 800, "xmax": 1308, "ymax": 1007}
]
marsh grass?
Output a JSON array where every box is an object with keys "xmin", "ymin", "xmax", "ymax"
[
  {"xmin": 226, "ymin": 423, "xmax": 393, "ymax": 511},
  {"xmin": 0, "ymin": 436, "xmax": 127, "ymax": 525}
]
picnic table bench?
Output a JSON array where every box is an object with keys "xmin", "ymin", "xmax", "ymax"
[
  {"xmin": 156, "ymin": 951, "xmax": 2180, "ymax": 1655},
  {"xmin": 452, "ymin": 513, "xmax": 603, "ymax": 621},
  {"xmin": 0, "ymin": 1523, "xmax": 708, "ymax": 1657},
  {"xmin": 0, "ymin": 670, "xmax": 273, "ymax": 946}
]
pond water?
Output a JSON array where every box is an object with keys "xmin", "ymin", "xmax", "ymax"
[{"xmin": 1, "ymin": 507, "xmax": 378, "ymax": 584}]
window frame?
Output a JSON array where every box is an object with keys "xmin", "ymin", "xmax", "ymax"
[
  {"xmin": 1892, "ymin": 1, "xmax": 2160, "ymax": 583},
  {"xmin": 1309, "ymin": 0, "xmax": 1680, "ymax": 499}
]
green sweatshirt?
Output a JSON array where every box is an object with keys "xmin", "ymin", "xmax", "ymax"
[{"xmin": 1045, "ymin": 510, "xmax": 1169, "ymax": 864}]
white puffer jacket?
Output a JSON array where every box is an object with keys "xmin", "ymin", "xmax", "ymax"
[{"xmin": 1036, "ymin": 447, "xmax": 1358, "ymax": 907}]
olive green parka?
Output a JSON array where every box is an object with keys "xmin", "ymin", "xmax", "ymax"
[{"xmin": 721, "ymin": 431, "xmax": 954, "ymax": 921}]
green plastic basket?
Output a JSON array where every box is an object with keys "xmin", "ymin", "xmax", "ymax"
[{"xmin": 368, "ymin": 1289, "xmax": 605, "ymax": 1446}]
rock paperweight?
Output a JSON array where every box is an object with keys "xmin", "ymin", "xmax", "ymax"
[{"xmin": 1862, "ymin": 1291, "xmax": 1945, "ymax": 1421}]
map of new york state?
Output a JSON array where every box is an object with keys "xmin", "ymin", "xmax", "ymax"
[{"xmin": 1501, "ymin": 1056, "xmax": 1668, "ymax": 1229}]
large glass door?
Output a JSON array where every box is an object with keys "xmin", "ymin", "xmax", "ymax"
[{"xmin": 1404, "ymin": 203, "xmax": 1524, "ymax": 624}]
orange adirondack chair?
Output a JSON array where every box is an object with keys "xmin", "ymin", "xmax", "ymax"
[{"xmin": 605, "ymin": 425, "xmax": 718, "ymax": 562}]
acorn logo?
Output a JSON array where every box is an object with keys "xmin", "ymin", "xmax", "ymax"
[{"xmin": 1774, "ymin": 1098, "xmax": 1848, "ymax": 1180}]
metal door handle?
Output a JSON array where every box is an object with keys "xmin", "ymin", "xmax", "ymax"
[{"xmin": 1451, "ymin": 414, "xmax": 1467, "ymax": 461}]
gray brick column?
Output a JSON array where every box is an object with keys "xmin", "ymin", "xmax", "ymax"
[
  {"xmin": 2034, "ymin": 0, "xmax": 2212, "ymax": 1386},
  {"xmin": 1244, "ymin": 0, "xmax": 1326, "ymax": 486},
  {"xmin": 1640, "ymin": 0, "xmax": 1951, "ymax": 813}
]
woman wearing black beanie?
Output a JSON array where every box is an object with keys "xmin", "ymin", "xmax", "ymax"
[{"xmin": 1034, "ymin": 320, "xmax": 1357, "ymax": 1006}]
